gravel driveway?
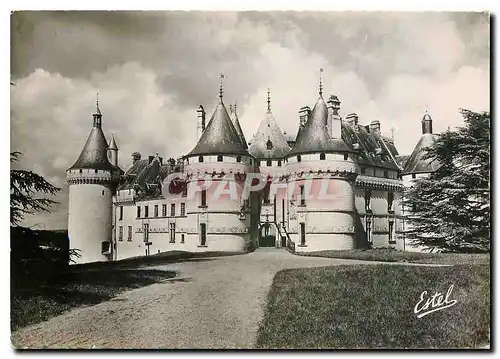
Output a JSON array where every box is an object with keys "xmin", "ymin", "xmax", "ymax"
[{"xmin": 11, "ymin": 248, "xmax": 421, "ymax": 349}]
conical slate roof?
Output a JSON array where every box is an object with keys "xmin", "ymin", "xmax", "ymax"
[
  {"xmin": 289, "ymin": 96, "xmax": 353, "ymax": 156},
  {"xmin": 230, "ymin": 106, "xmax": 248, "ymax": 149},
  {"xmin": 186, "ymin": 100, "xmax": 250, "ymax": 157},
  {"xmin": 69, "ymin": 126, "xmax": 114, "ymax": 171},
  {"xmin": 402, "ymin": 133, "xmax": 440, "ymax": 175},
  {"xmin": 249, "ymin": 109, "xmax": 291, "ymax": 159},
  {"xmin": 108, "ymin": 134, "xmax": 118, "ymax": 150}
]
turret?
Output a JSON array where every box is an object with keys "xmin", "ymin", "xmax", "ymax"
[
  {"xmin": 108, "ymin": 134, "xmax": 119, "ymax": 167},
  {"xmin": 67, "ymin": 96, "xmax": 120, "ymax": 264},
  {"xmin": 421, "ymin": 110, "xmax": 433, "ymax": 134}
]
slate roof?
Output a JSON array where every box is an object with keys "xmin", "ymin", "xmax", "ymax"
[
  {"xmin": 230, "ymin": 107, "xmax": 248, "ymax": 149},
  {"xmin": 288, "ymin": 96, "xmax": 353, "ymax": 156},
  {"xmin": 108, "ymin": 135, "xmax": 118, "ymax": 150},
  {"xmin": 402, "ymin": 133, "xmax": 440, "ymax": 175},
  {"xmin": 69, "ymin": 126, "xmax": 115, "ymax": 171},
  {"xmin": 248, "ymin": 109, "xmax": 291, "ymax": 159},
  {"xmin": 186, "ymin": 100, "xmax": 250, "ymax": 157}
]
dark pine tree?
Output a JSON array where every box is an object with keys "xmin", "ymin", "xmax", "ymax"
[
  {"xmin": 403, "ymin": 109, "xmax": 490, "ymax": 253},
  {"xmin": 10, "ymin": 152, "xmax": 60, "ymax": 227}
]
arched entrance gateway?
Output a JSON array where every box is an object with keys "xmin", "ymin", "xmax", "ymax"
[{"xmin": 259, "ymin": 222, "xmax": 276, "ymax": 247}]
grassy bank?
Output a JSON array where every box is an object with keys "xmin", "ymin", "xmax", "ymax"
[
  {"xmin": 257, "ymin": 264, "xmax": 490, "ymax": 349},
  {"xmin": 297, "ymin": 248, "xmax": 490, "ymax": 265}
]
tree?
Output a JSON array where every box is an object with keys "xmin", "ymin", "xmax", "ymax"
[
  {"xmin": 10, "ymin": 152, "xmax": 60, "ymax": 227},
  {"xmin": 403, "ymin": 109, "xmax": 490, "ymax": 253}
]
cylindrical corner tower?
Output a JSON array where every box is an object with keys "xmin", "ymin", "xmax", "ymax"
[{"xmin": 67, "ymin": 101, "xmax": 120, "ymax": 264}]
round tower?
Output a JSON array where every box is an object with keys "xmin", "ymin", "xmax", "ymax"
[
  {"xmin": 67, "ymin": 98, "xmax": 120, "ymax": 264},
  {"xmin": 182, "ymin": 75, "xmax": 256, "ymax": 252},
  {"xmin": 285, "ymin": 70, "xmax": 358, "ymax": 251}
]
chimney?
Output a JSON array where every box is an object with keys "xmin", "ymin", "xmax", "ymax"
[
  {"xmin": 148, "ymin": 155, "xmax": 154, "ymax": 164},
  {"xmin": 345, "ymin": 113, "xmax": 359, "ymax": 126},
  {"xmin": 299, "ymin": 106, "xmax": 311, "ymax": 128},
  {"xmin": 370, "ymin": 120, "xmax": 381, "ymax": 135},
  {"xmin": 132, "ymin": 152, "xmax": 141, "ymax": 165},
  {"xmin": 196, "ymin": 105, "xmax": 206, "ymax": 141},
  {"xmin": 327, "ymin": 95, "xmax": 341, "ymax": 139},
  {"xmin": 421, "ymin": 111, "xmax": 433, "ymax": 134}
]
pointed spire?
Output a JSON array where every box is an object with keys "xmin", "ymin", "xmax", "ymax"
[
  {"xmin": 219, "ymin": 73, "xmax": 224, "ymax": 102},
  {"xmin": 92, "ymin": 92, "xmax": 102, "ymax": 128},
  {"xmin": 108, "ymin": 134, "xmax": 118, "ymax": 150},
  {"xmin": 267, "ymin": 88, "xmax": 271, "ymax": 113},
  {"xmin": 319, "ymin": 68, "xmax": 324, "ymax": 97},
  {"xmin": 95, "ymin": 91, "xmax": 101, "ymax": 116}
]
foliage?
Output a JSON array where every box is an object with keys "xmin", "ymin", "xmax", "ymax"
[
  {"xmin": 10, "ymin": 151, "xmax": 60, "ymax": 226},
  {"xmin": 403, "ymin": 109, "xmax": 490, "ymax": 252}
]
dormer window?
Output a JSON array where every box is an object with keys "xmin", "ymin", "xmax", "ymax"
[
  {"xmin": 320, "ymin": 153, "xmax": 326, "ymax": 160},
  {"xmin": 198, "ymin": 156, "xmax": 204, "ymax": 163},
  {"xmin": 266, "ymin": 139, "xmax": 273, "ymax": 150},
  {"xmin": 217, "ymin": 155, "xmax": 223, "ymax": 162}
]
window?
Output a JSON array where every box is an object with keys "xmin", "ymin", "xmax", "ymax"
[
  {"xmin": 388, "ymin": 192, "xmax": 394, "ymax": 213},
  {"xmin": 300, "ymin": 223, "xmax": 306, "ymax": 246},
  {"xmin": 300, "ymin": 185, "xmax": 306, "ymax": 206},
  {"xmin": 266, "ymin": 139, "xmax": 273, "ymax": 150},
  {"xmin": 364, "ymin": 190, "xmax": 372, "ymax": 212},
  {"xmin": 217, "ymin": 155, "xmax": 223, "ymax": 162},
  {"xmin": 412, "ymin": 173, "xmax": 416, "ymax": 179},
  {"xmin": 201, "ymin": 189, "xmax": 207, "ymax": 207},
  {"xmin": 344, "ymin": 153, "xmax": 348, "ymax": 160},
  {"xmin": 144, "ymin": 205, "xmax": 149, "ymax": 218},
  {"xmin": 162, "ymin": 204, "xmax": 167, "ymax": 217},
  {"xmin": 361, "ymin": 167, "xmax": 366, "ymax": 175},
  {"xmin": 366, "ymin": 217, "xmax": 372, "ymax": 243},
  {"xmin": 388, "ymin": 220, "xmax": 395, "ymax": 243},
  {"xmin": 200, "ymin": 223, "xmax": 207, "ymax": 246},
  {"xmin": 181, "ymin": 203, "xmax": 186, "ymax": 216},
  {"xmin": 95, "ymin": 169, "xmax": 98, "ymax": 174},
  {"xmin": 118, "ymin": 226, "xmax": 123, "ymax": 241},
  {"xmin": 79, "ymin": 169, "xmax": 82, "ymax": 174},
  {"xmin": 181, "ymin": 234, "xmax": 185, "ymax": 243},
  {"xmin": 119, "ymin": 206, "xmax": 123, "ymax": 220},
  {"xmin": 297, "ymin": 155, "xmax": 301, "ymax": 162},
  {"xmin": 384, "ymin": 170, "xmax": 389, "ymax": 178},
  {"xmin": 143, "ymin": 223, "xmax": 149, "ymax": 242},
  {"xmin": 320, "ymin": 153, "xmax": 326, "ymax": 160},
  {"xmin": 101, "ymin": 190, "xmax": 105, "ymax": 196},
  {"xmin": 267, "ymin": 160, "xmax": 272, "ymax": 167},
  {"xmin": 169, "ymin": 223, "xmax": 176, "ymax": 243},
  {"xmin": 236, "ymin": 156, "xmax": 241, "ymax": 163},
  {"xmin": 127, "ymin": 226, "xmax": 132, "ymax": 241},
  {"xmin": 278, "ymin": 160, "xmax": 282, "ymax": 167},
  {"xmin": 101, "ymin": 241, "xmax": 111, "ymax": 254},
  {"xmin": 249, "ymin": 159, "xmax": 253, "ymax": 165},
  {"xmin": 171, "ymin": 203, "xmax": 176, "ymax": 217},
  {"xmin": 198, "ymin": 156, "xmax": 204, "ymax": 163},
  {"xmin": 137, "ymin": 206, "xmax": 141, "ymax": 218},
  {"xmin": 256, "ymin": 160, "xmax": 260, "ymax": 166}
]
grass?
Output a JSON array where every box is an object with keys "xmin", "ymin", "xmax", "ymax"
[
  {"xmin": 257, "ymin": 264, "xmax": 490, "ymax": 349},
  {"xmin": 297, "ymin": 248, "xmax": 490, "ymax": 265}
]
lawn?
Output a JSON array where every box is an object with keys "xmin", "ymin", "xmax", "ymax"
[
  {"xmin": 297, "ymin": 248, "xmax": 490, "ymax": 266},
  {"xmin": 257, "ymin": 264, "xmax": 490, "ymax": 349}
]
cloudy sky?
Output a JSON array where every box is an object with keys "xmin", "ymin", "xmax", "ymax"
[{"xmin": 10, "ymin": 11, "xmax": 490, "ymax": 229}]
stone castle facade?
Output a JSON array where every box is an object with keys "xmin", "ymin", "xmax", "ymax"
[{"xmin": 67, "ymin": 78, "xmax": 438, "ymax": 264}]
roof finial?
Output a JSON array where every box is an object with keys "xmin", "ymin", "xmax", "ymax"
[
  {"xmin": 267, "ymin": 88, "xmax": 271, "ymax": 112},
  {"xmin": 234, "ymin": 101, "xmax": 237, "ymax": 114},
  {"xmin": 319, "ymin": 68, "xmax": 323, "ymax": 97},
  {"xmin": 95, "ymin": 90, "xmax": 101, "ymax": 115},
  {"xmin": 219, "ymin": 73, "xmax": 224, "ymax": 101}
]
